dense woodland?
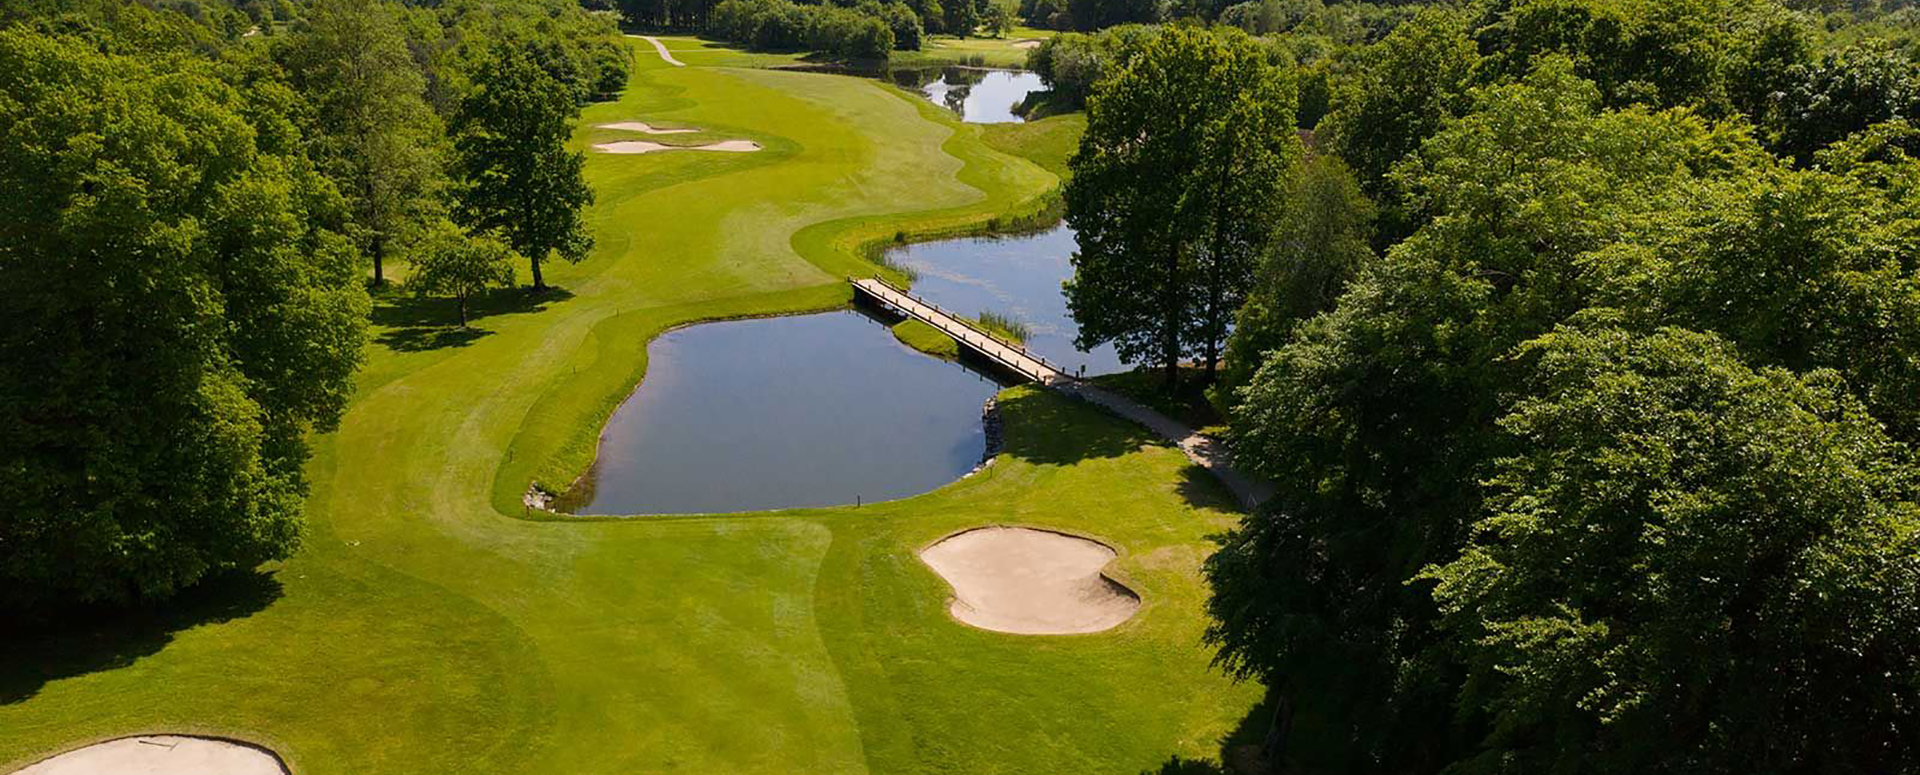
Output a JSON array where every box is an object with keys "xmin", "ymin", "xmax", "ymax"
[
  {"xmin": 0, "ymin": 0, "xmax": 622, "ymax": 606},
  {"xmin": 1041, "ymin": 1, "xmax": 1920, "ymax": 772}
]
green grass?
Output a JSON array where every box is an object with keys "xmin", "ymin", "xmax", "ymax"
[
  {"xmin": 0, "ymin": 36, "xmax": 1260, "ymax": 775},
  {"xmin": 891, "ymin": 318, "xmax": 960, "ymax": 359},
  {"xmin": 899, "ymin": 28, "xmax": 1054, "ymax": 69},
  {"xmin": 981, "ymin": 112, "xmax": 1086, "ymax": 180}
]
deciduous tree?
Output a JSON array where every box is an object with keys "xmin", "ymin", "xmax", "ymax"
[
  {"xmin": 1424, "ymin": 321, "xmax": 1920, "ymax": 773},
  {"xmin": 452, "ymin": 44, "xmax": 594, "ymax": 291},
  {"xmin": 278, "ymin": 0, "xmax": 444, "ymax": 287},
  {"xmin": 408, "ymin": 221, "xmax": 520, "ymax": 327},
  {"xmin": 0, "ymin": 30, "xmax": 368, "ymax": 606},
  {"xmin": 1064, "ymin": 25, "xmax": 1297, "ymax": 389},
  {"xmin": 1215, "ymin": 153, "xmax": 1373, "ymax": 401}
]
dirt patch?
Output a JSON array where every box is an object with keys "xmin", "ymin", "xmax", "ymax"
[
  {"xmin": 592, "ymin": 140, "xmax": 762, "ymax": 155},
  {"xmin": 12, "ymin": 735, "xmax": 287, "ymax": 775},
  {"xmin": 599, "ymin": 121, "xmax": 700, "ymax": 135},
  {"xmin": 920, "ymin": 526, "xmax": 1140, "ymax": 635}
]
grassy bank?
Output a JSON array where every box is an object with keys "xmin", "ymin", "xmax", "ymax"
[
  {"xmin": 0, "ymin": 37, "xmax": 1259, "ymax": 775},
  {"xmin": 891, "ymin": 318, "xmax": 960, "ymax": 358}
]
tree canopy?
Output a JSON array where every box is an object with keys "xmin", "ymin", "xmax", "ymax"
[
  {"xmin": 452, "ymin": 44, "xmax": 595, "ymax": 292},
  {"xmin": 1063, "ymin": 25, "xmax": 1299, "ymax": 388},
  {"xmin": 0, "ymin": 29, "xmax": 369, "ymax": 606},
  {"xmin": 1206, "ymin": 47, "xmax": 1920, "ymax": 772}
]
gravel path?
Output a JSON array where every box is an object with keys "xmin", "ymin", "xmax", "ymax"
[
  {"xmin": 627, "ymin": 34, "xmax": 686, "ymax": 67},
  {"xmin": 1048, "ymin": 378, "xmax": 1275, "ymax": 511}
]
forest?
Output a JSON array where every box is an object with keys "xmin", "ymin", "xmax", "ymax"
[
  {"xmin": 0, "ymin": 0, "xmax": 624, "ymax": 605},
  {"xmin": 1034, "ymin": 1, "xmax": 1920, "ymax": 771}
]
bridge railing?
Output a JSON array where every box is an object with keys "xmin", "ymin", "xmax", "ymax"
[{"xmin": 852, "ymin": 276, "xmax": 1074, "ymax": 381}]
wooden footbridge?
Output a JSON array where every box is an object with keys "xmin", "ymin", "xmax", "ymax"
[
  {"xmin": 852, "ymin": 276, "xmax": 1073, "ymax": 384},
  {"xmin": 850, "ymin": 276, "xmax": 1277, "ymax": 511}
]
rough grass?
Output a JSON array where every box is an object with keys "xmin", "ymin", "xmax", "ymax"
[
  {"xmin": 0, "ymin": 37, "xmax": 1261, "ymax": 775},
  {"xmin": 972, "ymin": 309, "xmax": 1032, "ymax": 344},
  {"xmin": 892, "ymin": 318, "xmax": 959, "ymax": 359}
]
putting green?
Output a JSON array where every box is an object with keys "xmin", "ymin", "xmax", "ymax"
[{"xmin": 0, "ymin": 38, "xmax": 1259, "ymax": 775}]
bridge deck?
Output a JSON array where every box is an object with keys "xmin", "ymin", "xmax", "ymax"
[
  {"xmin": 850, "ymin": 276, "xmax": 1275, "ymax": 510},
  {"xmin": 852, "ymin": 277, "xmax": 1069, "ymax": 384}
]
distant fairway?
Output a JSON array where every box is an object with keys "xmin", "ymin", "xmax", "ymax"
[{"xmin": 0, "ymin": 37, "xmax": 1258, "ymax": 775}]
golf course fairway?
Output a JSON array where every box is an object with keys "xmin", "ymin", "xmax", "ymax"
[{"xmin": 0, "ymin": 37, "xmax": 1263, "ymax": 775}]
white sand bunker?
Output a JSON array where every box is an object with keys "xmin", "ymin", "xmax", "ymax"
[
  {"xmin": 592, "ymin": 139, "xmax": 762, "ymax": 154},
  {"xmin": 920, "ymin": 526, "xmax": 1140, "ymax": 635},
  {"xmin": 599, "ymin": 121, "xmax": 699, "ymax": 134},
  {"xmin": 1013, "ymin": 38, "xmax": 1043, "ymax": 49},
  {"xmin": 12, "ymin": 735, "xmax": 287, "ymax": 775}
]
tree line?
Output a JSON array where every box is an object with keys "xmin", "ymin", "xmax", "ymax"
[
  {"xmin": 1058, "ymin": 2, "xmax": 1920, "ymax": 771},
  {"xmin": 0, "ymin": 0, "xmax": 621, "ymax": 609}
]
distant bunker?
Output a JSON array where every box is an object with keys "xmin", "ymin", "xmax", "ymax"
[
  {"xmin": 597, "ymin": 121, "xmax": 700, "ymax": 134},
  {"xmin": 920, "ymin": 526, "xmax": 1140, "ymax": 635},
  {"xmin": 11, "ymin": 735, "xmax": 288, "ymax": 775},
  {"xmin": 592, "ymin": 139, "xmax": 762, "ymax": 154}
]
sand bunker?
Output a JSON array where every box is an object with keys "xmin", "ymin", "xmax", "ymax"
[
  {"xmin": 592, "ymin": 140, "xmax": 762, "ymax": 154},
  {"xmin": 12, "ymin": 736, "xmax": 287, "ymax": 775},
  {"xmin": 1012, "ymin": 39, "xmax": 1043, "ymax": 49},
  {"xmin": 920, "ymin": 526, "xmax": 1140, "ymax": 635},
  {"xmin": 599, "ymin": 121, "xmax": 700, "ymax": 134}
]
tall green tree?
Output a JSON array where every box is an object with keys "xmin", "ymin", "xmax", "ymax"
[
  {"xmin": 0, "ymin": 30, "xmax": 368, "ymax": 606},
  {"xmin": 945, "ymin": 0, "xmax": 978, "ymax": 38},
  {"xmin": 1215, "ymin": 153, "xmax": 1373, "ymax": 401},
  {"xmin": 452, "ymin": 44, "xmax": 594, "ymax": 291},
  {"xmin": 407, "ymin": 221, "xmax": 520, "ymax": 327},
  {"xmin": 1424, "ymin": 321, "xmax": 1920, "ymax": 773},
  {"xmin": 1769, "ymin": 42, "xmax": 1920, "ymax": 163},
  {"xmin": 278, "ymin": 0, "xmax": 444, "ymax": 287},
  {"xmin": 1064, "ymin": 25, "xmax": 1298, "ymax": 389},
  {"xmin": 1318, "ymin": 8, "xmax": 1475, "ymax": 203},
  {"xmin": 1208, "ymin": 62, "xmax": 1764, "ymax": 772}
]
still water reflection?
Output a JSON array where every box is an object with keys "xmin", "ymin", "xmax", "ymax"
[
  {"xmin": 577, "ymin": 310, "xmax": 1006, "ymax": 515},
  {"xmin": 886, "ymin": 223, "xmax": 1124, "ymax": 377},
  {"xmin": 918, "ymin": 69, "xmax": 1045, "ymax": 123}
]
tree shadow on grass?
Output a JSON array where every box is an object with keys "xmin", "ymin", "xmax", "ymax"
[
  {"xmin": 0, "ymin": 570, "xmax": 283, "ymax": 705},
  {"xmin": 1140, "ymin": 696, "xmax": 1282, "ymax": 775},
  {"xmin": 1177, "ymin": 463, "xmax": 1245, "ymax": 514},
  {"xmin": 371, "ymin": 286, "xmax": 575, "ymax": 353},
  {"xmin": 996, "ymin": 386, "xmax": 1161, "ymax": 467}
]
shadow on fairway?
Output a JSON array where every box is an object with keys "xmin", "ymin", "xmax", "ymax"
[
  {"xmin": 997, "ymin": 388, "xmax": 1159, "ymax": 467},
  {"xmin": 371, "ymin": 286, "xmax": 576, "ymax": 352},
  {"xmin": 1141, "ymin": 697, "xmax": 1279, "ymax": 775},
  {"xmin": 1177, "ymin": 464, "xmax": 1243, "ymax": 513},
  {"xmin": 0, "ymin": 570, "xmax": 283, "ymax": 705}
]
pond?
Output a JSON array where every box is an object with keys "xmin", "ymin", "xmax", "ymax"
[
  {"xmin": 573, "ymin": 309, "xmax": 1007, "ymax": 516},
  {"xmin": 886, "ymin": 223, "xmax": 1125, "ymax": 377},
  {"xmin": 917, "ymin": 68, "xmax": 1045, "ymax": 123}
]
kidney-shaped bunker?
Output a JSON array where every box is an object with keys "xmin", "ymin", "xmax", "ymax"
[
  {"xmin": 920, "ymin": 526, "xmax": 1140, "ymax": 635},
  {"xmin": 11, "ymin": 735, "xmax": 287, "ymax": 775}
]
